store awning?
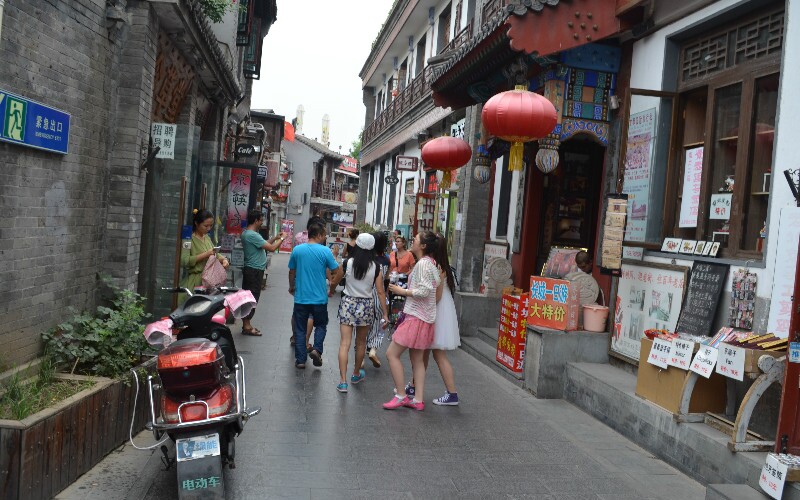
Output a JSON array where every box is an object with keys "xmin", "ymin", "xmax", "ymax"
[{"xmin": 334, "ymin": 168, "xmax": 360, "ymax": 178}]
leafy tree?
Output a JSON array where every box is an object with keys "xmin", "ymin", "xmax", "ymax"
[{"xmin": 348, "ymin": 130, "xmax": 363, "ymax": 159}]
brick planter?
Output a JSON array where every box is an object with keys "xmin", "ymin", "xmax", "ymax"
[{"xmin": 0, "ymin": 358, "xmax": 156, "ymax": 500}]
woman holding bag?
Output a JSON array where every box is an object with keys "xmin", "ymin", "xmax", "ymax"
[{"xmin": 180, "ymin": 209, "xmax": 229, "ymax": 299}]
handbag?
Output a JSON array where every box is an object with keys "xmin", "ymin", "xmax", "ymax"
[{"xmin": 202, "ymin": 255, "xmax": 228, "ymax": 288}]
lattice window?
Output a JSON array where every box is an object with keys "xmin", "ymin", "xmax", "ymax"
[
  {"xmin": 680, "ymin": 6, "xmax": 783, "ymax": 85},
  {"xmin": 152, "ymin": 32, "xmax": 195, "ymax": 124}
]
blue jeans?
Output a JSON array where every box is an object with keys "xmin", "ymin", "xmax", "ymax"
[{"xmin": 293, "ymin": 303, "xmax": 329, "ymax": 363}]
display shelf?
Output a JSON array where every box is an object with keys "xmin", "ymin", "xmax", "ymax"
[
  {"xmin": 718, "ymin": 135, "xmax": 739, "ymax": 142},
  {"xmin": 683, "ymin": 141, "xmax": 705, "ymax": 148},
  {"xmin": 750, "ymin": 191, "xmax": 770, "ymax": 196}
]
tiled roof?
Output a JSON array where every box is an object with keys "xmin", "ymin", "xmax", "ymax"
[{"xmin": 294, "ymin": 135, "xmax": 346, "ymax": 161}]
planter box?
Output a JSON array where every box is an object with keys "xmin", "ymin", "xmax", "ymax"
[{"xmin": 0, "ymin": 358, "xmax": 156, "ymax": 500}]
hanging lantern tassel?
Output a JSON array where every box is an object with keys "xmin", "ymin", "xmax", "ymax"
[
  {"xmin": 441, "ymin": 169, "xmax": 454, "ymax": 189},
  {"xmin": 508, "ymin": 141, "xmax": 524, "ymax": 172}
]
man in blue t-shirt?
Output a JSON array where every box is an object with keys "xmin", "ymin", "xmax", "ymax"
[
  {"xmin": 288, "ymin": 222, "xmax": 339, "ymax": 368},
  {"xmin": 240, "ymin": 210, "xmax": 287, "ymax": 336}
]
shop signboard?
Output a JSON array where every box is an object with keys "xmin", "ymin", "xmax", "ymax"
[
  {"xmin": 611, "ymin": 260, "xmax": 688, "ymax": 362},
  {"xmin": 760, "ymin": 454, "xmax": 788, "ymax": 500},
  {"xmin": 332, "ymin": 212, "xmax": 353, "ymax": 224},
  {"xmin": 340, "ymin": 156, "xmax": 358, "ymax": 173},
  {"xmin": 0, "ymin": 89, "xmax": 71, "ymax": 154},
  {"xmin": 395, "ymin": 156, "xmax": 418, "ymax": 172},
  {"xmin": 716, "ymin": 344, "xmax": 745, "ymax": 381},
  {"xmin": 151, "ymin": 122, "xmax": 176, "ymax": 159},
  {"xmin": 279, "ymin": 219, "xmax": 294, "ymax": 252},
  {"xmin": 679, "ymin": 147, "xmax": 703, "ymax": 227},
  {"xmin": 675, "ymin": 262, "xmax": 728, "ymax": 337},
  {"xmin": 668, "ymin": 338, "xmax": 695, "ymax": 370},
  {"xmin": 225, "ymin": 168, "xmax": 251, "ymax": 235},
  {"xmin": 527, "ymin": 277, "xmax": 580, "ymax": 331},
  {"xmin": 497, "ymin": 293, "xmax": 529, "ymax": 373},
  {"xmin": 623, "ymin": 108, "xmax": 655, "ymax": 242},
  {"xmin": 646, "ymin": 337, "xmax": 671, "ymax": 369},
  {"xmin": 767, "ymin": 206, "xmax": 800, "ymax": 338}
]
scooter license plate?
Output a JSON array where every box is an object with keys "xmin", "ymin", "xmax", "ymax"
[{"xmin": 176, "ymin": 433, "xmax": 220, "ymax": 462}]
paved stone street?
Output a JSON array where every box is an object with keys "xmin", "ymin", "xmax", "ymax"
[{"xmin": 59, "ymin": 253, "xmax": 705, "ymax": 500}]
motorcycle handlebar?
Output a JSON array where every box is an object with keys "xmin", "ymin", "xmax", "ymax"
[{"xmin": 161, "ymin": 287, "xmax": 192, "ymax": 296}]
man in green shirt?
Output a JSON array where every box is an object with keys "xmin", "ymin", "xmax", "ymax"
[{"xmin": 240, "ymin": 209, "xmax": 287, "ymax": 335}]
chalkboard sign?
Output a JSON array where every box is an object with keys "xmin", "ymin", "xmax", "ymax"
[{"xmin": 675, "ymin": 262, "xmax": 728, "ymax": 337}]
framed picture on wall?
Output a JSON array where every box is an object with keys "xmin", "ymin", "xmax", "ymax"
[{"xmin": 694, "ymin": 241, "xmax": 706, "ymax": 255}]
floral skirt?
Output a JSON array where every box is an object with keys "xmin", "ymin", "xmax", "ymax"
[
  {"xmin": 338, "ymin": 295, "xmax": 376, "ymax": 326},
  {"xmin": 392, "ymin": 315, "xmax": 435, "ymax": 350}
]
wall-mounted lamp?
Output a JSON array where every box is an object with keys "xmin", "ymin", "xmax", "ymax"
[
  {"xmin": 408, "ymin": 36, "xmax": 414, "ymax": 52},
  {"xmin": 393, "ymin": 57, "xmax": 399, "ymax": 71},
  {"xmin": 609, "ymin": 95, "xmax": 620, "ymax": 111},
  {"xmin": 428, "ymin": 7, "xmax": 435, "ymax": 26}
]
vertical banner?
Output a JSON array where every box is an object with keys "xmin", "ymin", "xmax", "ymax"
[
  {"xmin": 497, "ymin": 293, "xmax": 529, "ymax": 373},
  {"xmin": 623, "ymin": 108, "xmax": 656, "ymax": 241},
  {"xmin": 679, "ymin": 147, "xmax": 703, "ymax": 227},
  {"xmin": 225, "ymin": 168, "xmax": 251, "ymax": 235},
  {"xmin": 767, "ymin": 206, "xmax": 800, "ymax": 337},
  {"xmin": 279, "ymin": 219, "xmax": 294, "ymax": 252}
]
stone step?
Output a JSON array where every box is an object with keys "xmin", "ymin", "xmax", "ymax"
[
  {"xmin": 705, "ymin": 484, "xmax": 769, "ymax": 500},
  {"xmin": 460, "ymin": 336, "xmax": 524, "ymax": 386},
  {"xmin": 476, "ymin": 326, "xmax": 498, "ymax": 347}
]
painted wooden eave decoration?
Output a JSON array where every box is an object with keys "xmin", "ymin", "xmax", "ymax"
[{"xmin": 505, "ymin": 0, "xmax": 621, "ymax": 57}]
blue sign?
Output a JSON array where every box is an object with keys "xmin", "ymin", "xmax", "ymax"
[{"xmin": 0, "ymin": 90, "xmax": 70, "ymax": 154}]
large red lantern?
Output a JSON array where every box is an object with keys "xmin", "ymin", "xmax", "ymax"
[
  {"xmin": 481, "ymin": 85, "xmax": 558, "ymax": 172},
  {"xmin": 421, "ymin": 136, "xmax": 472, "ymax": 188}
]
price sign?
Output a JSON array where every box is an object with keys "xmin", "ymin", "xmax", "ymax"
[
  {"xmin": 759, "ymin": 453, "xmax": 788, "ymax": 500},
  {"xmin": 668, "ymin": 339, "xmax": 695, "ymax": 370},
  {"xmin": 690, "ymin": 345, "xmax": 718, "ymax": 379},
  {"xmin": 647, "ymin": 338, "xmax": 671, "ymax": 369},
  {"xmin": 716, "ymin": 344, "xmax": 745, "ymax": 381}
]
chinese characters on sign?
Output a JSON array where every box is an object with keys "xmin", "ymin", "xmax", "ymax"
[
  {"xmin": 528, "ymin": 277, "xmax": 579, "ymax": 331},
  {"xmin": 181, "ymin": 476, "xmax": 222, "ymax": 491},
  {"xmin": 715, "ymin": 344, "xmax": 745, "ymax": 381},
  {"xmin": 690, "ymin": 345, "xmax": 718, "ymax": 379},
  {"xmin": 151, "ymin": 122, "xmax": 177, "ymax": 159},
  {"xmin": 647, "ymin": 337, "xmax": 672, "ymax": 369},
  {"xmin": 225, "ymin": 168, "xmax": 251, "ymax": 235},
  {"xmin": 0, "ymin": 89, "xmax": 71, "ymax": 154},
  {"xmin": 668, "ymin": 339, "xmax": 695, "ymax": 370},
  {"xmin": 611, "ymin": 262, "xmax": 688, "ymax": 361},
  {"xmin": 675, "ymin": 262, "xmax": 728, "ymax": 337},
  {"xmin": 679, "ymin": 147, "xmax": 703, "ymax": 228},
  {"xmin": 496, "ymin": 293, "xmax": 529, "ymax": 373},
  {"xmin": 759, "ymin": 454, "xmax": 788, "ymax": 500},
  {"xmin": 279, "ymin": 219, "xmax": 294, "ymax": 252},
  {"xmin": 623, "ymin": 108, "xmax": 656, "ymax": 242},
  {"xmin": 767, "ymin": 207, "xmax": 800, "ymax": 338},
  {"xmin": 709, "ymin": 193, "xmax": 732, "ymax": 220}
]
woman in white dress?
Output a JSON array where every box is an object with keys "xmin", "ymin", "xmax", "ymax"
[{"xmin": 406, "ymin": 234, "xmax": 461, "ymax": 406}]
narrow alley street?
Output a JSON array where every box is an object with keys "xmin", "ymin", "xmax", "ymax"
[{"xmin": 59, "ymin": 253, "xmax": 704, "ymax": 500}]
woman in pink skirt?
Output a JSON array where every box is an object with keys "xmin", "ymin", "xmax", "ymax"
[{"xmin": 383, "ymin": 231, "xmax": 441, "ymax": 411}]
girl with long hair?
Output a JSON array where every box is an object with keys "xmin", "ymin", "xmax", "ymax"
[
  {"xmin": 329, "ymin": 234, "xmax": 389, "ymax": 392},
  {"xmin": 383, "ymin": 231, "xmax": 441, "ymax": 411},
  {"xmin": 365, "ymin": 231, "xmax": 390, "ymax": 367}
]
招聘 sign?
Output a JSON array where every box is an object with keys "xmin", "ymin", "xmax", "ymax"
[{"xmin": 0, "ymin": 89, "xmax": 70, "ymax": 154}]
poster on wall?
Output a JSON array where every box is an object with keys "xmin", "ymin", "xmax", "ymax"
[
  {"xmin": 401, "ymin": 179, "xmax": 416, "ymax": 226},
  {"xmin": 279, "ymin": 219, "xmax": 294, "ymax": 253},
  {"xmin": 611, "ymin": 260, "xmax": 689, "ymax": 362},
  {"xmin": 480, "ymin": 241, "xmax": 510, "ymax": 296},
  {"xmin": 225, "ymin": 168, "xmax": 251, "ymax": 235},
  {"xmin": 767, "ymin": 206, "xmax": 800, "ymax": 338},
  {"xmin": 601, "ymin": 194, "xmax": 628, "ymax": 273},
  {"xmin": 679, "ymin": 147, "xmax": 704, "ymax": 228},
  {"xmin": 623, "ymin": 108, "xmax": 656, "ymax": 242}
]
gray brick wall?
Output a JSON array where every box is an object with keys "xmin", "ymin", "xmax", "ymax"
[{"xmin": 0, "ymin": 0, "xmax": 119, "ymax": 365}]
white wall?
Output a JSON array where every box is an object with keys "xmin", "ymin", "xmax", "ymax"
[{"xmin": 628, "ymin": 0, "xmax": 798, "ymax": 313}]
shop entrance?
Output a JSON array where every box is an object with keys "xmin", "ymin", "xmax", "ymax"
[{"xmin": 535, "ymin": 136, "xmax": 606, "ymax": 273}]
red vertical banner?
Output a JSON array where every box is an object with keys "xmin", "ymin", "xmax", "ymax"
[
  {"xmin": 497, "ymin": 293, "xmax": 529, "ymax": 373},
  {"xmin": 226, "ymin": 168, "xmax": 251, "ymax": 235},
  {"xmin": 279, "ymin": 219, "xmax": 294, "ymax": 252}
]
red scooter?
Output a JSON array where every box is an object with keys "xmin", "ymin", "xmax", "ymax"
[{"xmin": 142, "ymin": 287, "xmax": 261, "ymax": 499}]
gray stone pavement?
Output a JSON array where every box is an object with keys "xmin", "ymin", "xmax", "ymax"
[{"xmin": 58, "ymin": 253, "xmax": 705, "ymax": 500}]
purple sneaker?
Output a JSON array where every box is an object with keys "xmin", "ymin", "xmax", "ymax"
[
  {"xmin": 405, "ymin": 383, "xmax": 415, "ymax": 398},
  {"xmin": 433, "ymin": 391, "xmax": 459, "ymax": 406}
]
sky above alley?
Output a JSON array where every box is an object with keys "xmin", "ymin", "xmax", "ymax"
[{"xmin": 251, "ymin": 0, "xmax": 396, "ymax": 156}]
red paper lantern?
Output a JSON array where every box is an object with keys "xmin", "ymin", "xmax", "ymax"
[
  {"xmin": 420, "ymin": 136, "xmax": 472, "ymax": 188},
  {"xmin": 481, "ymin": 85, "xmax": 558, "ymax": 171}
]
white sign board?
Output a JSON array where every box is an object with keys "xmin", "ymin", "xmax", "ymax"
[
  {"xmin": 716, "ymin": 344, "xmax": 745, "ymax": 381},
  {"xmin": 622, "ymin": 246, "xmax": 645, "ymax": 260},
  {"xmin": 760, "ymin": 454, "xmax": 788, "ymax": 500},
  {"xmin": 709, "ymin": 193, "xmax": 732, "ymax": 220},
  {"xmin": 611, "ymin": 262, "xmax": 688, "ymax": 361},
  {"xmin": 668, "ymin": 338, "xmax": 695, "ymax": 370},
  {"xmin": 679, "ymin": 147, "xmax": 703, "ymax": 227},
  {"xmin": 647, "ymin": 338, "xmax": 671, "ymax": 369},
  {"xmin": 690, "ymin": 345, "xmax": 718, "ymax": 378},
  {"xmin": 151, "ymin": 122, "xmax": 177, "ymax": 159},
  {"xmin": 767, "ymin": 206, "xmax": 800, "ymax": 338}
]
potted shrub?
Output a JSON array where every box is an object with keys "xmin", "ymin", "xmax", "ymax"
[{"xmin": 0, "ymin": 285, "xmax": 157, "ymax": 500}]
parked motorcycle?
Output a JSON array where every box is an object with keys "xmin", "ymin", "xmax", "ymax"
[{"xmin": 141, "ymin": 286, "xmax": 261, "ymax": 499}]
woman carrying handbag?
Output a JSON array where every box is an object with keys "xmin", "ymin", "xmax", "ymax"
[{"xmin": 180, "ymin": 209, "xmax": 229, "ymax": 301}]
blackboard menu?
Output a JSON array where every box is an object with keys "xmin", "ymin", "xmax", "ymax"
[{"xmin": 676, "ymin": 262, "xmax": 729, "ymax": 336}]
